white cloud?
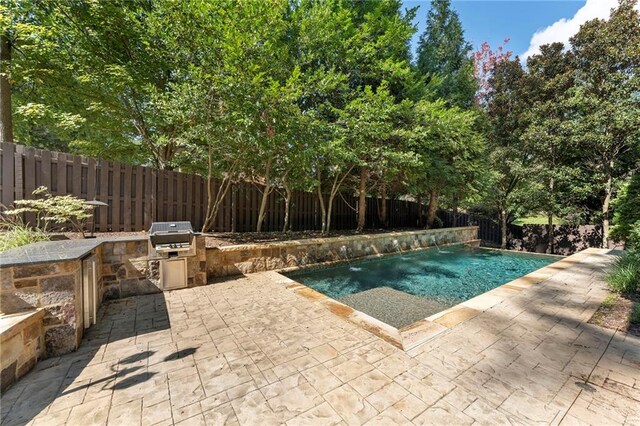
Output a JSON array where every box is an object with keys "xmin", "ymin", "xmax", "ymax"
[{"xmin": 521, "ymin": 0, "xmax": 638, "ymax": 60}]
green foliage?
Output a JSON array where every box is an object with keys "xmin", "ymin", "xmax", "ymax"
[
  {"xmin": 478, "ymin": 1, "xmax": 639, "ymax": 249},
  {"xmin": 480, "ymin": 58, "xmax": 531, "ymax": 243},
  {"xmin": 416, "ymin": 0, "xmax": 476, "ymax": 107},
  {"xmin": 607, "ymin": 250, "xmax": 640, "ymax": 294},
  {"xmin": 610, "ymin": 174, "xmax": 640, "ymax": 246},
  {"xmin": 3, "ymin": 186, "xmax": 93, "ymax": 234},
  {"xmin": 407, "ymin": 99, "xmax": 485, "ymax": 198},
  {"xmin": 6, "ymin": 0, "xmax": 636, "ymax": 237},
  {"xmin": 599, "ymin": 293, "xmax": 618, "ymax": 310},
  {"xmin": 631, "ymin": 302, "xmax": 640, "ymax": 324},
  {"xmin": 0, "ymin": 218, "xmax": 48, "ymax": 253},
  {"xmin": 566, "ymin": 0, "xmax": 640, "ymax": 241}
]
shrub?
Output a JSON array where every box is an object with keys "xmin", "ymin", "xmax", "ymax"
[
  {"xmin": 610, "ymin": 174, "xmax": 640, "ymax": 246},
  {"xmin": 631, "ymin": 302, "xmax": 640, "ymax": 324},
  {"xmin": 3, "ymin": 186, "xmax": 93, "ymax": 235},
  {"xmin": 607, "ymin": 249, "xmax": 640, "ymax": 294},
  {"xmin": 0, "ymin": 219, "xmax": 49, "ymax": 253},
  {"xmin": 431, "ymin": 216, "xmax": 444, "ymax": 229}
]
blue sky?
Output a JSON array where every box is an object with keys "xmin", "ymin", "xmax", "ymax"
[{"xmin": 402, "ymin": 1, "xmax": 587, "ymax": 60}]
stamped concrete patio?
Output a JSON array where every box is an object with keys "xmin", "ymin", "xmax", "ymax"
[{"xmin": 1, "ymin": 248, "xmax": 638, "ymax": 425}]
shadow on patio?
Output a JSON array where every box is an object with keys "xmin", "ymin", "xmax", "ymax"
[{"xmin": 0, "ymin": 292, "xmax": 193, "ymax": 425}]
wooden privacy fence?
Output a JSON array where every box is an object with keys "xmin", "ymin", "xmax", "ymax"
[
  {"xmin": 1, "ymin": 143, "xmax": 208, "ymax": 231},
  {"xmin": 1, "ymin": 142, "xmax": 423, "ymax": 233}
]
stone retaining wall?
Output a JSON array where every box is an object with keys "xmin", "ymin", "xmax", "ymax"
[
  {"xmin": 206, "ymin": 227, "xmax": 479, "ymax": 277},
  {"xmin": 0, "ymin": 310, "xmax": 45, "ymax": 391}
]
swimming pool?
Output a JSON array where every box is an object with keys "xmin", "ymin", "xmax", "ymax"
[{"xmin": 285, "ymin": 245, "xmax": 556, "ymax": 318}]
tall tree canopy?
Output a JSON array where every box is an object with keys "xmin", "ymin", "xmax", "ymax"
[
  {"xmin": 3, "ymin": 0, "xmax": 637, "ymax": 238},
  {"xmin": 415, "ymin": 0, "xmax": 476, "ymax": 108},
  {"xmin": 568, "ymin": 0, "xmax": 640, "ymax": 246}
]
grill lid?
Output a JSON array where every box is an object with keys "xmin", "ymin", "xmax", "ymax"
[
  {"xmin": 149, "ymin": 222, "xmax": 194, "ymax": 247},
  {"xmin": 149, "ymin": 221, "xmax": 194, "ymax": 235}
]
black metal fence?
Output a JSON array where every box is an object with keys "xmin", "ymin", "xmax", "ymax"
[{"xmin": 438, "ymin": 209, "xmax": 503, "ymax": 246}]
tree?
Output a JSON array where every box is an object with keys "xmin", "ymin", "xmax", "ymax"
[
  {"xmin": 0, "ymin": 19, "xmax": 12, "ymax": 143},
  {"xmin": 568, "ymin": 0, "xmax": 640, "ymax": 247},
  {"xmin": 610, "ymin": 173, "xmax": 640, "ymax": 246},
  {"xmin": 6, "ymin": 0, "xmax": 222, "ymax": 166},
  {"xmin": 169, "ymin": 0, "xmax": 295, "ymax": 232},
  {"xmin": 416, "ymin": 0, "xmax": 476, "ymax": 108},
  {"xmin": 522, "ymin": 43, "xmax": 587, "ymax": 254},
  {"xmin": 482, "ymin": 58, "xmax": 530, "ymax": 248},
  {"xmin": 472, "ymin": 39, "xmax": 512, "ymax": 107},
  {"xmin": 407, "ymin": 99, "xmax": 485, "ymax": 228},
  {"xmin": 339, "ymin": 84, "xmax": 399, "ymax": 232}
]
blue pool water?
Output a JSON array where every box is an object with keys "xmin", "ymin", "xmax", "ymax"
[{"xmin": 285, "ymin": 245, "xmax": 556, "ymax": 308}]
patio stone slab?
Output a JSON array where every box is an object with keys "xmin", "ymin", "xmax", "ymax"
[{"xmin": 0, "ymin": 248, "xmax": 637, "ymax": 425}]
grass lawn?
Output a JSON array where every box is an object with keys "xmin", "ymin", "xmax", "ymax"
[{"xmin": 513, "ymin": 215, "xmax": 567, "ymax": 226}]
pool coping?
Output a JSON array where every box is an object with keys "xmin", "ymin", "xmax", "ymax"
[{"xmin": 269, "ymin": 247, "xmax": 599, "ymax": 351}]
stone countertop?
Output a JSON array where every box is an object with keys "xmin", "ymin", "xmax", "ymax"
[{"xmin": 0, "ymin": 236, "xmax": 147, "ymax": 268}]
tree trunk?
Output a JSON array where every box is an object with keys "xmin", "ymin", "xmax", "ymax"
[
  {"xmin": 282, "ymin": 183, "xmax": 292, "ymax": 233},
  {"xmin": 256, "ymin": 159, "xmax": 272, "ymax": 232},
  {"xmin": 326, "ymin": 192, "xmax": 337, "ymax": 234},
  {"xmin": 201, "ymin": 148, "xmax": 235, "ymax": 232},
  {"xmin": 426, "ymin": 190, "xmax": 438, "ymax": 228},
  {"xmin": 547, "ymin": 177, "xmax": 555, "ymax": 254},
  {"xmin": 0, "ymin": 32, "xmax": 13, "ymax": 143},
  {"xmin": 317, "ymin": 171, "xmax": 327, "ymax": 234},
  {"xmin": 378, "ymin": 184, "xmax": 388, "ymax": 227},
  {"xmin": 500, "ymin": 208, "xmax": 507, "ymax": 249},
  {"xmin": 356, "ymin": 167, "xmax": 367, "ymax": 232},
  {"xmin": 601, "ymin": 159, "xmax": 614, "ymax": 249},
  {"xmin": 416, "ymin": 195, "xmax": 422, "ymax": 227}
]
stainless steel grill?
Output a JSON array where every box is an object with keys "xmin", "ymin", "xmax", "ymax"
[
  {"xmin": 148, "ymin": 221, "xmax": 196, "ymax": 290},
  {"xmin": 148, "ymin": 221, "xmax": 195, "ymax": 257}
]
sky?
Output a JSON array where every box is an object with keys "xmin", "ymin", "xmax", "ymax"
[{"xmin": 401, "ymin": 0, "xmax": 631, "ymax": 62}]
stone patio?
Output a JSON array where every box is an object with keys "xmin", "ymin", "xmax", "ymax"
[{"xmin": 1, "ymin": 249, "xmax": 638, "ymax": 425}]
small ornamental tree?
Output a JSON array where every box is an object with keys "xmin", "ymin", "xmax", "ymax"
[{"xmin": 3, "ymin": 186, "xmax": 94, "ymax": 235}]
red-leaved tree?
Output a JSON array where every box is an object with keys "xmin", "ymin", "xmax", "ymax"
[{"xmin": 473, "ymin": 39, "xmax": 512, "ymax": 106}]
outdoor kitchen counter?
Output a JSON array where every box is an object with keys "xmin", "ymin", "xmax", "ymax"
[{"xmin": 0, "ymin": 236, "xmax": 147, "ymax": 268}]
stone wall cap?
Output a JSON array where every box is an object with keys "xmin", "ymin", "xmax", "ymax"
[
  {"xmin": 208, "ymin": 227, "xmax": 479, "ymax": 252},
  {"xmin": 0, "ymin": 309, "xmax": 45, "ymax": 341}
]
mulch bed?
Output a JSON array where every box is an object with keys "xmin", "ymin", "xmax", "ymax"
[{"xmin": 589, "ymin": 292, "xmax": 640, "ymax": 336}]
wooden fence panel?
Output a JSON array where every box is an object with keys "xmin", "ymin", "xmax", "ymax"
[
  {"xmin": 3, "ymin": 142, "xmax": 493, "ymax": 237},
  {"xmin": 123, "ymin": 165, "xmax": 132, "ymax": 230},
  {"xmin": 40, "ymin": 150, "xmax": 52, "ymax": 196}
]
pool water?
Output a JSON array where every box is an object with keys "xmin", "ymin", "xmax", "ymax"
[{"xmin": 285, "ymin": 245, "xmax": 556, "ymax": 308}]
